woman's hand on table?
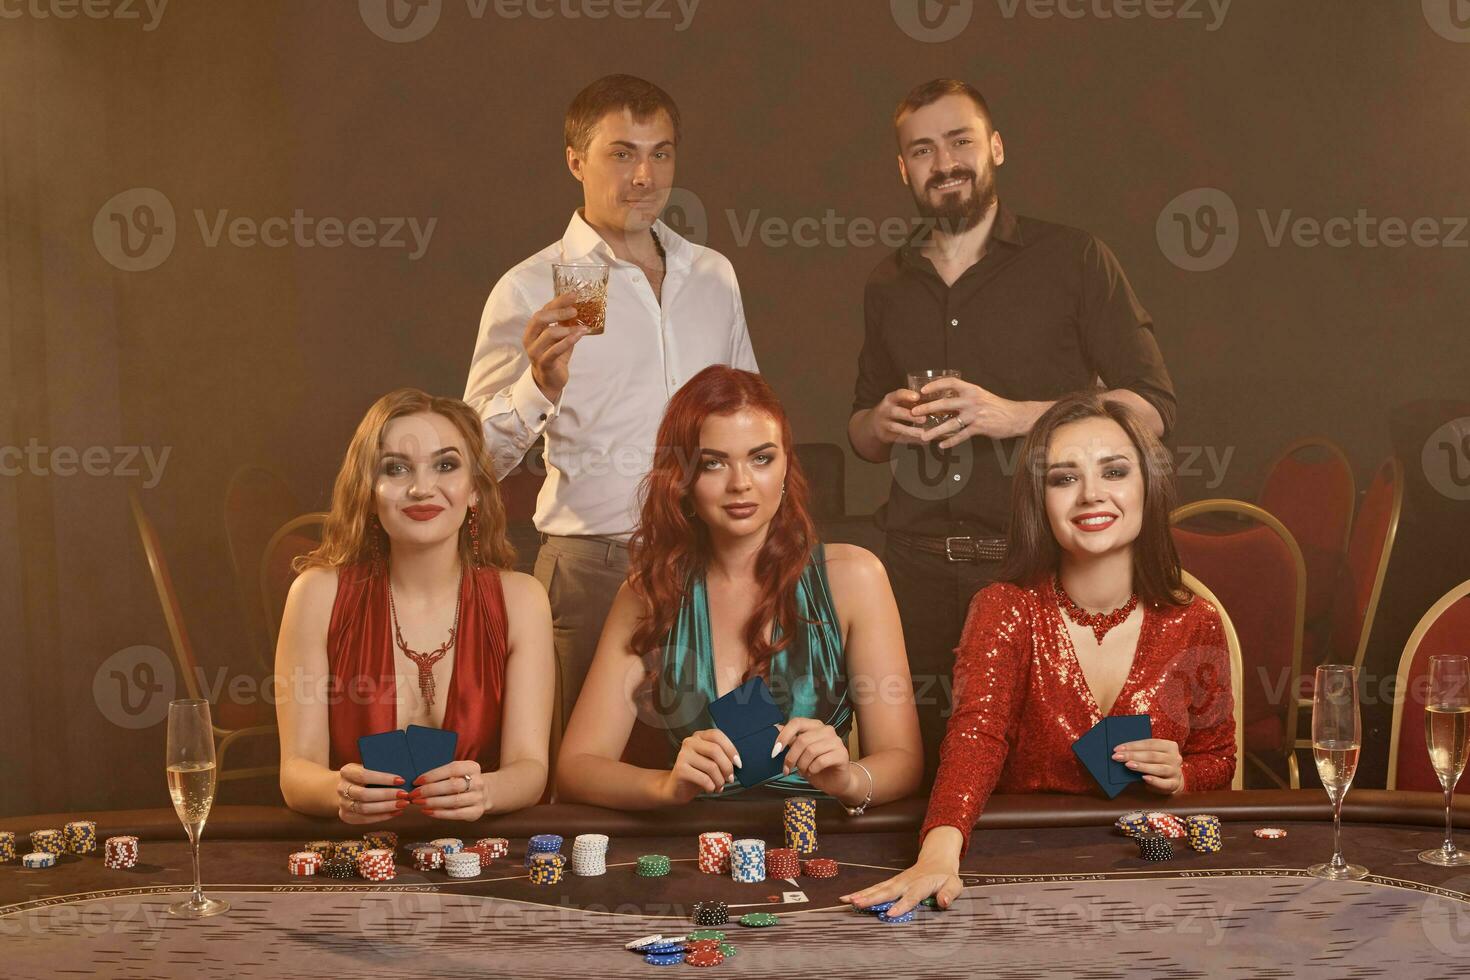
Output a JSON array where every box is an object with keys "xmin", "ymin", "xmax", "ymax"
[
  {"xmin": 411, "ymin": 761, "xmax": 491, "ymax": 820},
  {"xmin": 1113, "ymin": 738, "xmax": 1184, "ymax": 794},
  {"xmin": 335, "ymin": 763, "xmax": 407, "ymax": 824}
]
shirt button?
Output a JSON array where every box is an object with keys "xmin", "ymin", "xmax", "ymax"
[
  {"xmin": 950, "ymin": 318, "xmax": 959, "ymax": 326},
  {"xmin": 952, "ymin": 474, "xmax": 962, "ymax": 481},
  {"xmin": 539, "ymin": 414, "xmax": 547, "ymax": 421}
]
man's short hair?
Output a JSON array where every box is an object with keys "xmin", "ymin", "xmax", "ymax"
[
  {"xmin": 893, "ymin": 78, "xmax": 995, "ymax": 135},
  {"xmin": 565, "ymin": 74, "xmax": 681, "ymax": 156}
]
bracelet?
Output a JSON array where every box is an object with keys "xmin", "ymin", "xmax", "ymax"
[{"xmin": 844, "ymin": 761, "xmax": 874, "ymax": 817}]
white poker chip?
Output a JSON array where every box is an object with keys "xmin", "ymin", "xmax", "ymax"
[{"xmin": 625, "ymin": 934, "xmax": 664, "ymax": 951}]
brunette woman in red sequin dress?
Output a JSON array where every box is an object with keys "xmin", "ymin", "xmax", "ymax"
[
  {"xmin": 844, "ymin": 391, "xmax": 1235, "ymax": 914},
  {"xmin": 274, "ymin": 389, "xmax": 554, "ymax": 824}
]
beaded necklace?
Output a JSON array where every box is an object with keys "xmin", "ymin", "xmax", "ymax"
[{"xmin": 1054, "ymin": 575, "xmax": 1138, "ymax": 645}]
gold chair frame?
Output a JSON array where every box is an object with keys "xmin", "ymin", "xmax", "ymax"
[
  {"xmin": 259, "ymin": 512, "xmax": 328, "ymax": 652},
  {"xmin": 1180, "ymin": 570, "xmax": 1247, "ymax": 791},
  {"xmin": 1385, "ymin": 578, "xmax": 1470, "ymax": 790}
]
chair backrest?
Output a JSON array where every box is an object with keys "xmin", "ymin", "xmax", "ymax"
[
  {"xmin": 1387, "ymin": 579, "xmax": 1470, "ymax": 793},
  {"xmin": 1257, "ymin": 437, "xmax": 1355, "ymax": 624},
  {"xmin": 1326, "ymin": 457, "xmax": 1404, "ymax": 671},
  {"xmin": 1180, "ymin": 570, "xmax": 1246, "ymax": 790},
  {"xmin": 794, "ymin": 442, "xmax": 847, "ymax": 520},
  {"xmin": 260, "ymin": 513, "xmax": 327, "ymax": 650},
  {"xmin": 129, "ymin": 490, "xmax": 204, "ymax": 699},
  {"xmin": 1171, "ymin": 500, "xmax": 1306, "ymax": 756},
  {"xmin": 223, "ymin": 466, "xmax": 303, "ymax": 666}
]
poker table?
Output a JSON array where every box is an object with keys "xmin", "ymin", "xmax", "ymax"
[{"xmin": 5, "ymin": 789, "xmax": 1470, "ymax": 978}]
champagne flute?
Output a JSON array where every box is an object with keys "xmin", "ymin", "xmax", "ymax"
[
  {"xmin": 1308, "ymin": 665, "xmax": 1368, "ymax": 880},
  {"xmin": 1419, "ymin": 655, "xmax": 1470, "ymax": 866},
  {"xmin": 166, "ymin": 699, "xmax": 229, "ymax": 917}
]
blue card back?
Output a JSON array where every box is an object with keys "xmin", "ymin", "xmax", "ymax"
[
  {"xmin": 406, "ymin": 725, "xmax": 458, "ymax": 779},
  {"xmin": 357, "ymin": 729, "xmax": 414, "ymax": 790}
]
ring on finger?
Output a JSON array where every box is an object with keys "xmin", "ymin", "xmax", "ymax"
[
  {"xmin": 349, "ymin": 798, "xmax": 359, "ymax": 814},
  {"xmin": 462, "ymin": 774, "xmax": 472, "ymax": 793}
]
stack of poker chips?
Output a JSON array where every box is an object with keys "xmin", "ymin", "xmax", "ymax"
[
  {"xmin": 764, "ymin": 847, "xmax": 800, "ymax": 879},
  {"xmin": 524, "ymin": 833, "xmax": 563, "ymax": 867},
  {"xmin": 445, "ymin": 852, "xmax": 481, "ymax": 879},
  {"xmin": 465, "ymin": 842, "xmax": 496, "ymax": 870},
  {"xmin": 629, "ymin": 936, "xmax": 690, "ymax": 966},
  {"xmin": 104, "ymin": 836, "xmax": 139, "ymax": 870},
  {"xmin": 636, "ymin": 853, "xmax": 672, "ymax": 877},
  {"xmin": 475, "ymin": 837, "xmax": 509, "ymax": 859},
  {"xmin": 30, "ymin": 829, "xmax": 63, "ymax": 855},
  {"xmin": 1115, "ymin": 811, "xmax": 1150, "ymax": 838},
  {"xmin": 783, "ymin": 798, "xmax": 818, "ymax": 854},
  {"xmin": 364, "ymin": 830, "xmax": 398, "ymax": 852},
  {"xmin": 1144, "ymin": 812, "xmax": 1186, "ymax": 839},
  {"xmin": 1185, "ymin": 814, "xmax": 1223, "ymax": 853},
  {"xmin": 1137, "ymin": 832, "xmax": 1173, "ymax": 861},
  {"xmin": 738, "ymin": 912, "xmax": 779, "ymax": 927},
  {"xmin": 529, "ymin": 853, "xmax": 565, "ymax": 885},
  {"xmin": 321, "ymin": 858, "xmax": 355, "ymax": 879},
  {"xmin": 335, "ymin": 840, "xmax": 366, "ymax": 863},
  {"xmin": 288, "ymin": 851, "xmax": 323, "ymax": 876},
  {"xmin": 412, "ymin": 845, "xmax": 444, "ymax": 871},
  {"xmin": 692, "ymin": 900, "xmax": 729, "ymax": 926},
  {"xmin": 63, "ymin": 820, "xmax": 98, "ymax": 855},
  {"xmin": 357, "ymin": 848, "xmax": 396, "ymax": 881},
  {"xmin": 304, "ymin": 840, "xmax": 334, "ymax": 858},
  {"xmin": 22, "ymin": 851, "xmax": 58, "ymax": 869},
  {"xmin": 431, "ymin": 837, "xmax": 464, "ymax": 856},
  {"xmin": 0, "ymin": 831, "xmax": 17, "ymax": 862},
  {"xmin": 856, "ymin": 900, "xmax": 913, "ymax": 923},
  {"xmin": 731, "ymin": 839, "xmax": 766, "ymax": 883},
  {"xmin": 571, "ymin": 833, "xmax": 609, "ymax": 876},
  {"xmin": 800, "ymin": 858, "xmax": 839, "ymax": 878},
  {"xmin": 684, "ymin": 940, "xmax": 726, "ymax": 968},
  {"xmin": 697, "ymin": 831, "xmax": 733, "ymax": 874}
]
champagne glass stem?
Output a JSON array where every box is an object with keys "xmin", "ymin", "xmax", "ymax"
[
  {"xmin": 1331, "ymin": 795, "xmax": 1346, "ymax": 871},
  {"xmin": 189, "ymin": 834, "xmax": 203, "ymax": 906},
  {"xmin": 1445, "ymin": 785, "xmax": 1456, "ymax": 855}
]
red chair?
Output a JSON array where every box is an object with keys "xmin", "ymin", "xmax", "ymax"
[
  {"xmin": 1257, "ymin": 438, "xmax": 1355, "ymax": 663},
  {"xmin": 1171, "ymin": 500, "xmax": 1306, "ymax": 788},
  {"xmin": 1387, "ymin": 580, "xmax": 1470, "ymax": 792},
  {"xmin": 224, "ymin": 466, "xmax": 304, "ymax": 674},
  {"xmin": 131, "ymin": 491, "xmax": 277, "ymax": 783},
  {"xmin": 260, "ymin": 513, "xmax": 327, "ymax": 653},
  {"xmin": 1323, "ymin": 458, "xmax": 1404, "ymax": 670}
]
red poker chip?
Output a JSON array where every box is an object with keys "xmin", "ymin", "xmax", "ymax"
[
  {"xmin": 1253, "ymin": 827, "xmax": 1288, "ymax": 840},
  {"xmin": 686, "ymin": 940, "xmax": 722, "ymax": 952},
  {"xmin": 801, "ymin": 858, "xmax": 839, "ymax": 878},
  {"xmin": 685, "ymin": 950, "xmax": 725, "ymax": 968}
]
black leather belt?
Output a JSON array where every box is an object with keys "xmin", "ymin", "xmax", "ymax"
[{"xmin": 889, "ymin": 531, "xmax": 1007, "ymax": 563}]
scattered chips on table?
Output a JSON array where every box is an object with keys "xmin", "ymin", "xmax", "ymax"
[
  {"xmin": 738, "ymin": 912, "xmax": 779, "ymax": 927},
  {"xmin": 625, "ymin": 934, "xmax": 665, "ymax": 951},
  {"xmin": 104, "ymin": 836, "xmax": 139, "ymax": 870},
  {"xmin": 637, "ymin": 853, "xmax": 672, "ymax": 877},
  {"xmin": 22, "ymin": 852, "xmax": 57, "ymax": 869},
  {"xmin": 644, "ymin": 952, "xmax": 684, "ymax": 966},
  {"xmin": 801, "ymin": 857, "xmax": 839, "ymax": 878},
  {"xmin": 693, "ymin": 900, "xmax": 729, "ymax": 926},
  {"xmin": 877, "ymin": 908, "xmax": 916, "ymax": 923},
  {"xmin": 1254, "ymin": 827, "xmax": 1288, "ymax": 840},
  {"xmin": 686, "ymin": 930, "xmax": 725, "ymax": 941}
]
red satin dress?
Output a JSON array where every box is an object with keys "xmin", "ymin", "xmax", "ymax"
[
  {"xmin": 326, "ymin": 562, "xmax": 509, "ymax": 772},
  {"xmin": 921, "ymin": 578, "xmax": 1236, "ymax": 854}
]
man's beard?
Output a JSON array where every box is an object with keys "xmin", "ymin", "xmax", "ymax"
[{"xmin": 912, "ymin": 164, "xmax": 997, "ymax": 235}]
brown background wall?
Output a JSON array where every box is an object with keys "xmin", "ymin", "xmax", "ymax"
[{"xmin": 3, "ymin": 0, "xmax": 1468, "ymax": 816}]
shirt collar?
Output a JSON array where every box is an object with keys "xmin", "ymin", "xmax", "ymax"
[
  {"xmin": 899, "ymin": 199, "xmax": 1023, "ymax": 268},
  {"xmin": 560, "ymin": 209, "xmax": 694, "ymax": 271}
]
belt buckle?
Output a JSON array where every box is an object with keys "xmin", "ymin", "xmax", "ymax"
[{"xmin": 944, "ymin": 536, "xmax": 973, "ymax": 563}]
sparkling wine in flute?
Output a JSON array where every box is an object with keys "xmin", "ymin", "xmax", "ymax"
[
  {"xmin": 167, "ymin": 761, "xmax": 216, "ymax": 839},
  {"xmin": 1313, "ymin": 740, "xmax": 1360, "ymax": 799},
  {"xmin": 1426, "ymin": 704, "xmax": 1470, "ymax": 785}
]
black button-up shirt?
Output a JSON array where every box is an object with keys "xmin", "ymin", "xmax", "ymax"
[{"xmin": 851, "ymin": 202, "xmax": 1177, "ymax": 539}]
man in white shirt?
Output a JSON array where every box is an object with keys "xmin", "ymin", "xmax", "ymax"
[{"xmin": 465, "ymin": 74, "xmax": 758, "ymax": 731}]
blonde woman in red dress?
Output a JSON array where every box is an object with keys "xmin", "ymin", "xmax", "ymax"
[
  {"xmin": 844, "ymin": 391, "xmax": 1235, "ymax": 915},
  {"xmin": 275, "ymin": 388, "xmax": 554, "ymax": 824}
]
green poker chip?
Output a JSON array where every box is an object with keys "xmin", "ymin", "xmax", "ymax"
[
  {"xmin": 738, "ymin": 912, "xmax": 779, "ymax": 927},
  {"xmin": 717, "ymin": 942, "xmax": 737, "ymax": 957},
  {"xmin": 920, "ymin": 896, "xmax": 942, "ymax": 909},
  {"xmin": 687, "ymin": 930, "xmax": 725, "ymax": 941}
]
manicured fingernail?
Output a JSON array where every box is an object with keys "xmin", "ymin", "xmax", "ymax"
[
  {"xmin": 421, "ymin": 808, "xmax": 434, "ymax": 815},
  {"xmin": 394, "ymin": 776, "xmax": 405, "ymax": 785},
  {"xmin": 1111, "ymin": 753, "xmax": 1124, "ymax": 761},
  {"xmin": 395, "ymin": 800, "xmax": 407, "ymax": 809},
  {"xmin": 770, "ymin": 742, "xmax": 782, "ymax": 758},
  {"xmin": 1126, "ymin": 761, "xmax": 1138, "ymax": 769}
]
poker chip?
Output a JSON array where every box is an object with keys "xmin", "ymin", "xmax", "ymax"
[
  {"xmin": 0, "ymin": 831, "xmax": 17, "ymax": 862},
  {"xmin": 525, "ymin": 833, "xmax": 563, "ymax": 867},
  {"xmin": 1144, "ymin": 812, "xmax": 1187, "ymax": 839},
  {"xmin": 738, "ymin": 912, "xmax": 779, "ymax": 927},
  {"xmin": 686, "ymin": 949, "xmax": 725, "ymax": 967},
  {"xmin": 731, "ymin": 839, "xmax": 765, "ymax": 883},
  {"xmin": 465, "ymin": 843, "xmax": 496, "ymax": 869},
  {"xmin": 919, "ymin": 896, "xmax": 943, "ymax": 910},
  {"xmin": 800, "ymin": 857, "xmax": 839, "ymax": 878},
  {"xmin": 305, "ymin": 840, "xmax": 334, "ymax": 857},
  {"xmin": 30, "ymin": 829, "xmax": 63, "ymax": 856},
  {"xmin": 431, "ymin": 837, "xmax": 464, "ymax": 856},
  {"xmin": 764, "ymin": 847, "xmax": 800, "ymax": 879},
  {"xmin": 363, "ymin": 830, "xmax": 398, "ymax": 852},
  {"xmin": 334, "ymin": 840, "xmax": 366, "ymax": 861},
  {"xmin": 877, "ymin": 908, "xmax": 916, "ymax": 923},
  {"xmin": 1137, "ymin": 832, "xmax": 1173, "ymax": 861},
  {"xmin": 572, "ymin": 833, "xmax": 608, "ymax": 876},
  {"xmin": 529, "ymin": 853, "xmax": 565, "ymax": 885},
  {"xmin": 644, "ymin": 953, "xmax": 685, "ymax": 966},
  {"xmin": 104, "ymin": 836, "xmax": 139, "ymax": 870},
  {"xmin": 476, "ymin": 837, "xmax": 509, "ymax": 859},
  {"xmin": 698, "ymin": 831, "xmax": 733, "ymax": 875},
  {"xmin": 641, "ymin": 942, "xmax": 687, "ymax": 955},
  {"xmin": 1254, "ymin": 827, "xmax": 1288, "ymax": 840},
  {"xmin": 445, "ymin": 852, "xmax": 481, "ymax": 879},
  {"xmin": 411, "ymin": 845, "xmax": 444, "ymax": 871},
  {"xmin": 1115, "ymin": 810, "xmax": 1149, "ymax": 838},
  {"xmin": 321, "ymin": 858, "xmax": 355, "ymax": 879},
  {"xmin": 63, "ymin": 820, "xmax": 98, "ymax": 855},
  {"xmin": 783, "ymin": 798, "xmax": 818, "ymax": 855},
  {"xmin": 625, "ymin": 934, "xmax": 665, "ymax": 951},
  {"xmin": 686, "ymin": 930, "xmax": 725, "ymax": 941},
  {"xmin": 22, "ymin": 851, "xmax": 57, "ymax": 869},
  {"xmin": 717, "ymin": 942, "xmax": 737, "ymax": 957},
  {"xmin": 637, "ymin": 853, "xmax": 672, "ymax": 877},
  {"xmin": 1186, "ymin": 814, "xmax": 1224, "ymax": 854},
  {"xmin": 857, "ymin": 900, "xmax": 895, "ymax": 914},
  {"xmin": 693, "ymin": 900, "xmax": 729, "ymax": 926},
  {"xmin": 357, "ymin": 848, "xmax": 396, "ymax": 881},
  {"xmin": 288, "ymin": 850, "xmax": 323, "ymax": 876}
]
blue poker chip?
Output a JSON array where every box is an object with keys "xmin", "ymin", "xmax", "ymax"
[
  {"xmin": 859, "ymin": 900, "xmax": 896, "ymax": 914},
  {"xmin": 642, "ymin": 943, "xmax": 686, "ymax": 955},
  {"xmin": 877, "ymin": 908, "xmax": 916, "ymax": 923},
  {"xmin": 644, "ymin": 952, "xmax": 685, "ymax": 966}
]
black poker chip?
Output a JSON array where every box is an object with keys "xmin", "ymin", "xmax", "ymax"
[
  {"xmin": 1137, "ymin": 832, "xmax": 1173, "ymax": 862},
  {"xmin": 693, "ymin": 900, "xmax": 730, "ymax": 926},
  {"xmin": 321, "ymin": 858, "xmax": 356, "ymax": 878}
]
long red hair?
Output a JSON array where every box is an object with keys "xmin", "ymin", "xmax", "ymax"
[{"xmin": 628, "ymin": 366, "xmax": 817, "ymax": 679}]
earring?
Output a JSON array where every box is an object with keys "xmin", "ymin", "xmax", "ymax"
[
  {"xmin": 368, "ymin": 514, "xmax": 384, "ymax": 574},
  {"xmin": 467, "ymin": 505, "xmax": 483, "ymax": 566}
]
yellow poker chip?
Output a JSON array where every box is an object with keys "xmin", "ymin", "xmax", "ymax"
[{"xmin": 1253, "ymin": 827, "xmax": 1287, "ymax": 840}]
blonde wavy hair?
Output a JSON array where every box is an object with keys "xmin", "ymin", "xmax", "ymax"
[{"xmin": 294, "ymin": 388, "xmax": 516, "ymax": 573}]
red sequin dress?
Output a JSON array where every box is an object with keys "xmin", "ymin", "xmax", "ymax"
[{"xmin": 921, "ymin": 578, "xmax": 1236, "ymax": 854}]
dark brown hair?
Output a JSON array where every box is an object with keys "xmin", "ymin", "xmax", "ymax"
[
  {"xmin": 565, "ymin": 74, "xmax": 681, "ymax": 156},
  {"xmin": 998, "ymin": 392, "xmax": 1188, "ymax": 607},
  {"xmin": 894, "ymin": 78, "xmax": 995, "ymax": 134}
]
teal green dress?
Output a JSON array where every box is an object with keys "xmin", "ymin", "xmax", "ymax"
[{"xmin": 652, "ymin": 544, "xmax": 852, "ymax": 796}]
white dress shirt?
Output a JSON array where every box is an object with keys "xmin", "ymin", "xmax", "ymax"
[{"xmin": 465, "ymin": 211, "xmax": 759, "ymax": 538}]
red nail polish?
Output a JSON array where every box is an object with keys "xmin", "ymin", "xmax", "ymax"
[
  {"xmin": 395, "ymin": 800, "xmax": 407, "ymax": 809},
  {"xmin": 394, "ymin": 776, "xmax": 405, "ymax": 785},
  {"xmin": 421, "ymin": 808, "xmax": 434, "ymax": 815}
]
